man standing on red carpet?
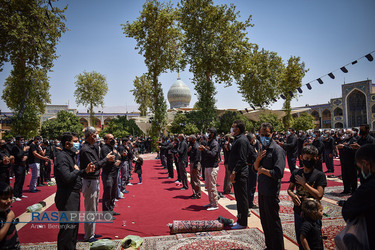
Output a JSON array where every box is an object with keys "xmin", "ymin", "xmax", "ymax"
[
  {"xmin": 188, "ymin": 135, "xmax": 201, "ymax": 199},
  {"xmin": 254, "ymin": 123, "xmax": 285, "ymax": 250},
  {"xmin": 79, "ymin": 126, "xmax": 115, "ymax": 243},
  {"xmin": 199, "ymin": 128, "xmax": 220, "ymax": 211},
  {"xmin": 229, "ymin": 120, "xmax": 251, "ymax": 229},
  {"xmin": 177, "ymin": 134, "xmax": 189, "ymax": 190}
]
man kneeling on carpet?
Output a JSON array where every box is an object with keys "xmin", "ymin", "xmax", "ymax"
[{"xmin": 287, "ymin": 145, "xmax": 327, "ymax": 249}]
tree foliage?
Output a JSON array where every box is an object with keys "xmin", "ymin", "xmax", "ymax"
[
  {"xmin": 99, "ymin": 116, "xmax": 143, "ymax": 138},
  {"xmin": 131, "ymin": 74, "xmax": 152, "ymax": 116},
  {"xmin": 179, "ymin": 0, "xmax": 253, "ymax": 126},
  {"xmin": 40, "ymin": 110, "xmax": 83, "ymax": 139},
  {"xmin": 168, "ymin": 112, "xmax": 200, "ymax": 135},
  {"xmin": 0, "ymin": 0, "xmax": 67, "ymax": 136},
  {"xmin": 122, "ymin": 0, "xmax": 184, "ymax": 137},
  {"xmin": 292, "ymin": 112, "xmax": 314, "ymax": 132},
  {"xmin": 236, "ymin": 47, "xmax": 284, "ymax": 107},
  {"xmin": 74, "ymin": 71, "xmax": 108, "ymax": 126},
  {"xmin": 280, "ymin": 56, "xmax": 308, "ymax": 129},
  {"xmin": 216, "ymin": 111, "xmax": 254, "ymax": 134},
  {"xmin": 255, "ymin": 112, "xmax": 284, "ymax": 132}
]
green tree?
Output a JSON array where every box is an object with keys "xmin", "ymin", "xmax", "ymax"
[
  {"xmin": 179, "ymin": 0, "xmax": 253, "ymax": 128},
  {"xmin": 280, "ymin": 56, "xmax": 308, "ymax": 129},
  {"xmin": 100, "ymin": 116, "xmax": 142, "ymax": 138},
  {"xmin": 0, "ymin": 0, "xmax": 67, "ymax": 136},
  {"xmin": 168, "ymin": 112, "xmax": 201, "ymax": 135},
  {"xmin": 40, "ymin": 110, "xmax": 83, "ymax": 139},
  {"xmin": 255, "ymin": 112, "xmax": 284, "ymax": 132},
  {"xmin": 131, "ymin": 74, "xmax": 152, "ymax": 116},
  {"xmin": 292, "ymin": 112, "xmax": 314, "ymax": 132},
  {"xmin": 236, "ymin": 46, "xmax": 284, "ymax": 107},
  {"xmin": 74, "ymin": 71, "xmax": 108, "ymax": 126},
  {"xmin": 216, "ymin": 111, "xmax": 254, "ymax": 134},
  {"xmin": 122, "ymin": 0, "xmax": 184, "ymax": 137}
]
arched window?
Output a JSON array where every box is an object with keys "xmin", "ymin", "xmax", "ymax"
[
  {"xmin": 334, "ymin": 107, "xmax": 343, "ymax": 116},
  {"xmin": 322, "ymin": 109, "xmax": 331, "ymax": 128},
  {"xmin": 347, "ymin": 89, "xmax": 367, "ymax": 127},
  {"xmin": 79, "ymin": 118, "xmax": 88, "ymax": 127},
  {"xmin": 335, "ymin": 122, "xmax": 343, "ymax": 128}
]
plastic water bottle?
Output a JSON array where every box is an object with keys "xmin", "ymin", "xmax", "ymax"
[{"xmin": 26, "ymin": 203, "xmax": 43, "ymax": 212}]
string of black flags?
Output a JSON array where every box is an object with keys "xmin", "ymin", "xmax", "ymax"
[{"xmin": 240, "ymin": 50, "xmax": 375, "ymax": 112}]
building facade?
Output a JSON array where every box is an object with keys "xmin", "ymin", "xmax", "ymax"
[{"xmin": 293, "ymin": 80, "xmax": 375, "ymax": 129}]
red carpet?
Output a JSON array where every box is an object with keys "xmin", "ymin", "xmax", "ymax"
[{"xmin": 16, "ymin": 158, "xmax": 237, "ymax": 244}]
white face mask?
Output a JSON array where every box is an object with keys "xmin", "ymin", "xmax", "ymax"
[{"xmin": 94, "ymin": 134, "xmax": 99, "ymax": 142}]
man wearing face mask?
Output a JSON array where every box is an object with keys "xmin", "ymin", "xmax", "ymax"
[
  {"xmin": 54, "ymin": 132, "xmax": 96, "ymax": 250},
  {"xmin": 350, "ymin": 124, "xmax": 375, "ymax": 150},
  {"xmin": 199, "ymin": 128, "xmax": 220, "ymax": 211},
  {"xmin": 254, "ymin": 123, "xmax": 285, "ymax": 250},
  {"xmin": 287, "ymin": 145, "xmax": 327, "ymax": 249},
  {"xmin": 101, "ymin": 134, "xmax": 121, "ymax": 214},
  {"xmin": 322, "ymin": 130, "xmax": 335, "ymax": 173},
  {"xmin": 337, "ymin": 129, "xmax": 358, "ymax": 194},
  {"xmin": 79, "ymin": 127, "xmax": 116, "ymax": 243},
  {"xmin": 11, "ymin": 136, "xmax": 29, "ymax": 201},
  {"xmin": 28, "ymin": 136, "xmax": 49, "ymax": 193},
  {"xmin": 342, "ymin": 143, "xmax": 375, "ymax": 250},
  {"xmin": 228, "ymin": 120, "xmax": 251, "ymax": 229}
]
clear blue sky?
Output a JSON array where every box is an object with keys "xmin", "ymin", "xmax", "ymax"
[{"xmin": 1, "ymin": 0, "xmax": 374, "ymax": 113}]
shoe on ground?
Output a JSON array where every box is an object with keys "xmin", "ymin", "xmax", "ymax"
[
  {"xmin": 191, "ymin": 196, "xmax": 200, "ymax": 199},
  {"xmin": 21, "ymin": 195, "xmax": 28, "ymax": 198},
  {"xmin": 174, "ymin": 180, "xmax": 180, "ymax": 183},
  {"xmin": 207, "ymin": 206, "xmax": 219, "ymax": 211},
  {"xmin": 113, "ymin": 212, "xmax": 120, "ymax": 216},
  {"xmin": 15, "ymin": 197, "xmax": 22, "ymax": 201},
  {"xmin": 114, "ymin": 199, "xmax": 119, "ymax": 202},
  {"xmin": 180, "ymin": 188, "xmax": 186, "ymax": 190},
  {"xmin": 87, "ymin": 237, "xmax": 98, "ymax": 243},
  {"xmin": 231, "ymin": 224, "xmax": 246, "ymax": 230},
  {"xmin": 203, "ymin": 203, "xmax": 212, "ymax": 208},
  {"xmin": 122, "ymin": 190, "xmax": 129, "ymax": 194},
  {"xmin": 127, "ymin": 183, "xmax": 133, "ymax": 186},
  {"xmin": 249, "ymin": 204, "xmax": 259, "ymax": 209},
  {"xmin": 137, "ymin": 182, "xmax": 142, "ymax": 184},
  {"xmin": 94, "ymin": 234, "xmax": 102, "ymax": 238},
  {"xmin": 168, "ymin": 177, "xmax": 172, "ymax": 179}
]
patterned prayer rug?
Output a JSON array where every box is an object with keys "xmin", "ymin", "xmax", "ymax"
[
  {"xmin": 140, "ymin": 228, "xmax": 266, "ymax": 250},
  {"xmin": 168, "ymin": 220, "xmax": 223, "ymax": 234},
  {"xmin": 250, "ymin": 191, "xmax": 343, "ymax": 222},
  {"xmin": 282, "ymin": 218, "xmax": 346, "ymax": 250},
  {"xmin": 21, "ymin": 241, "xmax": 96, "ymax": 249},
  {"xmin": 324, "ymin": 186, "xmax": 351, "ymax": 202}
]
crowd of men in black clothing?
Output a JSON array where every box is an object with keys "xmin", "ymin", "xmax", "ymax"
[{"xmin": 156, "ymin": 122, "xmax": 375, "ymax": 249}]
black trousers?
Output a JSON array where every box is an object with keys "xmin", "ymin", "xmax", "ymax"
[
  {"xmin": 258, "ymin": 194, "xmax": 284, "ymax": 250},
  {"xmin": 341, "ymin": 162, "xmax": 357, "ymax": 193},
  {"xmin": 57, "ymin": 191, "xmax": 80, "ymax": 250},
  {"xmin": 102, "ymin": 172, "xmax": 118, "ymax": 211},
  {"xmin": 0, "ymin": 167, "xmax": 10, "ymax": 184},
  {"xmin": 247, "ymin": 167, "xmax": 257, "ymax": 207},
  {"xmin": 233, "ymin": 172, "xmax": 249, "ymax": 226},
  {"xmin": 13, "ymin": 165, "xmax": 26, "ymax": 198},
  {"xmin": 167, "ymin": 155, "xmax": 174, "ymax": 178},
  {"xmin": 44, "ymin": 160, "xmax": 51, "ymax": 181}
]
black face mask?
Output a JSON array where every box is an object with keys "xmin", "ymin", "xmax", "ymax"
[
  {"xmin": 360, "ymin": 130, "xmax": 367, "ymax": 136},
  {"xmin": 303, "ymin": 159, "xmax": 315, "ymax": 169},
  {"xmin": 110, "ymin": 139, "xmax": 116, "ymax": 146}
]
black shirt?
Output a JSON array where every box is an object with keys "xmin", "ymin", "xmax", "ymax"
[
  {"xmin": 300, "ymin": 219, "xmax": 324, "ymax": 250},
  {"xmin": 357, "ymin": 134, "xmax": 375, "ymax": 146},
  {"xmin": 228, "ymin": 133, "xmax": 251, "ymax": 174},
  {"xmin": 177, "ymin": 140, "xmax": 188, "ymax": 163},
  {"xmin": 0, "ymin": 210, "xmax": 20, "ymax": 249},
  {"xmin": 28, "ymin": 143, "xmax": 40, "ymax": 164},
  {"xmin": 55, "ymin": 148, "xmax": 85, "ymax": 192},
  {"xmin": 100, "ymin": 144, "xmax": 120, "ymax": 176},
  {"xmin": 290, "ymin": 168, "xmax": 327, "ymax": 214},
  {"xmin": 11, "ymin": 144, "xmax": 27, "ymax": 166},
  {"xmin": 188, "ymin": 141, "xmax": 201, "ymax": 164},
  {"xmin": 258, "ymin": 140, "xmax": 286, "ymax": 196},
  {"xmin": 283, "ymin": 133, "xmax": 298, "ymax": 158},
  {"xmin": 202, "ymin": 138, "xmax": 220, "ymax": 168},
  {"xmin": 79, "ymin": 142, "xmax": 108, "ymax": 179}
]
